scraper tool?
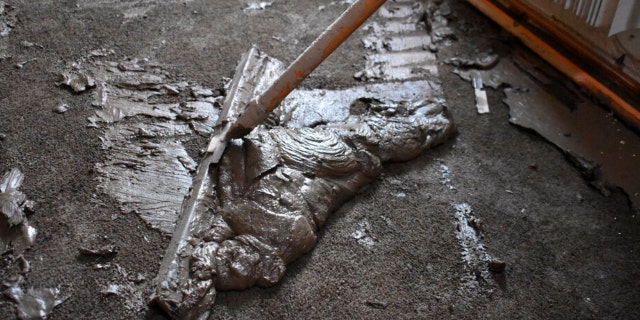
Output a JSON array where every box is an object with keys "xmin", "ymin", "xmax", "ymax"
[{"xmin": 152, "ymin": 0, "xmax": 387, "ymax": 318}]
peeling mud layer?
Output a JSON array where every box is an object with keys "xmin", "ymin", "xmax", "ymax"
[
  {"xmin": 1, "ymin": 0, "xmax": 640, "ymax": 319},
  {"xmin": 72, "ymin": 56, "xmax": 220, "ymax": 233}
]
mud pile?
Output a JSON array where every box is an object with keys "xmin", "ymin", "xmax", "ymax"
[{"xmin": 152, "ymin": 47, "xmax": 455, "ymax": 319}]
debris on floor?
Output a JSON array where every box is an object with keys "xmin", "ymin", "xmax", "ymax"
[
  {"xmin": 351, "ymin": 220, "xmax": 376, "ymax": 248},
  {"xmin": 17, "ymin": 256, "xmax": 29, "ymax": 275},
  {"xmin": 451, "ymin": 57, "xmax": 509, "ymax": 89},
  {"xmin": 424, "ymin": 0, "xmax": 455, "ymax": 44},
  {"xmin": 93, "ymin": 262, "xmax": 147, "ymax": 311},
  {"xmin": 445, "ymin": 53, "xmax": 499, "ymax": 70},
  {"xmin": 19, "ymin": 40, "xmax": 43, "ymax": 49},
  {"xmin": 78, "ymin": 245, "xmax": 118, "ymax": 257},
  {"xmin": 60, "ymin": 71, "xmax": 95, "ymax": 93},
  {"xmin": 2, "ymin": 276, "xmax": 65, "ymax": 320},
  {"xmin": 0, "ymin": 2, "xmax": 17, "ymax": 38},
  {"xmin": 14, "ymin": 58, "xmax": 36, "ymax": 69},
  {"xmin": 243, "ymin": 1, "xmax": 272, "ymax": 12},
  {"xmin": 450, "ymin": 48, "xmax": 640, "ymax": 208},
  {"xmin": 472, "ymin": 72, "xmax": 489, "ymax": 114},
  {"xmin": 0, "ymin": 168, "xmax": 37, "ymax": 257},
  {"xmin": 505, "ymin": 82, "xmax": 640, "ymax": 207},
  {"xmin": 100, "ymin": 284, "xmax": 120, "ymax": 296},
  {"xmin": 52, "ymin": 104, "xmax": 68, "ymax": 114},
  {"xmin": 488, "ymin": 259, "xmax": 506, "ymax": 273},
  {"xmin": 452, "ymin": 48, "xmax": 640, "ymax": 208},
  {"xmin": 365, "ymin": 300, "xmax": 388, "ymax": 309},
  {"xmin": 0, "ymin": 168, "xmax": 67, "ymax": 319}
]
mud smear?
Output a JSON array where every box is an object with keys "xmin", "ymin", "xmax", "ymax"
[
  {"xmin": 75, "ymin": 0, "xmax": 193, "ymax": 20},
  {"xmin": 2, "ymin": 277, "xmax": 65, "ymax": 320},
  {"xmin": 0, "ymin": 2, "xmax": 17, "ymax": 38},
  {"xmin": 151, "ymin": 47, "xmax": 455, "ymax": 318},
  {"xmin": 60, "ymin": 54, "xmax": 222, "ymax": 233},
  {"xmin": 355, "ymin": 1, "xmax": 439, "ymax": 81},
  {"xmin": 446, "ymin": 53, "xmax": 500, "ymax": 70},
  {"xmin": 0, "ymin": 169, "xmax": 37, "ymax": 257},
  {"xmin": 439, "ymin": 164, "xmax": 454, "ymax": 190},
  {"xmin": 453, "ymin": 52, "xmax": 640, "ymax": 208},
  {"xmin": 0, "ymin": 169, "xmax": 67, "ymax": 318},
  {"xmin": 437, "ymin": 160, "xmax": 500, "ymax": 292}
]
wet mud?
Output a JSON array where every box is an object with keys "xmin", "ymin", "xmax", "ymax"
[
  {"xmin": 152, "ymin": 45, "xmax": 455, "ymax": 318},
  {"xmin": 3, "ymin": 277, "xmax": 64, "ymax": 320}
]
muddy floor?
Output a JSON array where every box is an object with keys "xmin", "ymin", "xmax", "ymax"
[{"xmin": 1, "ymin": 0, "xmax": 639, "ymax": 319}]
